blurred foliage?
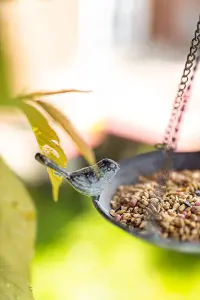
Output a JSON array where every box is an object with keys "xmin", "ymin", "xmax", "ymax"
[
  {"xmin": 29, "ymin": 181, "xmax": 200, "ymax": 300},
  {"xmin": 37, "ymin": 100, "xmax": 96, "ymax": 166},
  {"xmin": 0, "ymin": 258, "xmax": 34, "ymax": 300},
  {"xmin": 0, "ymin": 36, "xmax": 12, "ymax": 107},
  {"xmin": 1, "ymin": 84, "xmax": 96, "ymax": 201},
  {"xmin": 28, "ymin": 182, "xmax": 88, "ymax": 249},
  {"xmin": 18, "ymin": 89, "xmax": 95, "ymax": 201},
  {"xmin": 0, "ymin": 33, "xmax": 95, "ymax": 200},
  {"xmin": 0, "ymin": 17, "xmax": 97, "ymax": 298},
  {"xmin": 20, "ymin": 101, "xmax": 68, "ymax": 201},
  {"xmin": 18, "ymin": 89, "xmax": 91, "ymax": 101},
  {"xmin": 0, "ymin": 159, "xmax": 36, "ymax": 299}
]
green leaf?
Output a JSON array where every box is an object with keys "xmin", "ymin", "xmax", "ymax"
[
  {"xmin": 0, "ymin": 158, "xmax": 36, "ymax": 279},
  {"xmin": 20, "ymin": 101, "xmax": 67, "ymax": 201},
  {"xmin": 0, "ymin": 34, "xmax": 13, "ymax": 107},
  {"xmin": 0, "ymin": 257, "xmax": 34, "ymax": 300},
  {"xmin": 0, "ymin": 158, "xmax": 35, "ymax": 299},
  {"xmin": 36, "ymin": 100, "xmax": 96, "ymax": 166}
]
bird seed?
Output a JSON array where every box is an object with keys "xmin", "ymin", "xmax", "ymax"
[{"xmin": 110, "ymin": 170, "xmax": 200, "ymax": 242}]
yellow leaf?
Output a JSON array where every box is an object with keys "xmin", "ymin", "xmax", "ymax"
[
  {"xmin": 36, "ymin": 100, "xmax": 96, "ymax": 166},
  {"xmin": 20, "ymin": 102, "xmax": 67, "ymax": 201}
]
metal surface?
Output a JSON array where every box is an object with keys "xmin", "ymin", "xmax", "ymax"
[{"xmin": 93, "ymin": 151, "xmax": 200, "ymax": 253}]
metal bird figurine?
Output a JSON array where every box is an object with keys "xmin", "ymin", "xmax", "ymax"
[{"xmin": 35, "ymin": 153, "xmax": 120, "ymax": 197}]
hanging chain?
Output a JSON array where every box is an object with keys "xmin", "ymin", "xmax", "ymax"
[
  {"xmin": 169, "ymin": 53, "xmax": 200, "ymax": 150},
  {"xmin": 156, "ymin": 16, "xmax": 200, "ymax": 152},
  {"xmin": 152, "ymin": 16, "xmax": 200, "ymax": 201}
]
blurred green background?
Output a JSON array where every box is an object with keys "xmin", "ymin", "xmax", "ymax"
[
  {"xmin": 1, "ymin": 1, "xmax": 200, "ymax": 300},
  {"xmin": 29, "ymin": 175, "xmax": 200, "ymax": 300}
]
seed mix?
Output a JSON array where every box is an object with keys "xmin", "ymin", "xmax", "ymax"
[{"xmin": 110, "ymin": 170, "xmax": 200, "ymax": 242}]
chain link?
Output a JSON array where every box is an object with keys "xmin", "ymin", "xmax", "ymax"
[
  {"xmin": 153, "ymin": 15, "xmax": 200, "ymax": 196},
  {"xmin": 156, "ymin": 16, "xmax": 200, "ymax": 152},
  {"xmin": 170, "ymin": 54, "xmax": 200, "ymax": 150}
]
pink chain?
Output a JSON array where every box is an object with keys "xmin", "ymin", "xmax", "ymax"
[{"xmin": 156, "ymin": 16, "xmax": 200, "ymax": 152}]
